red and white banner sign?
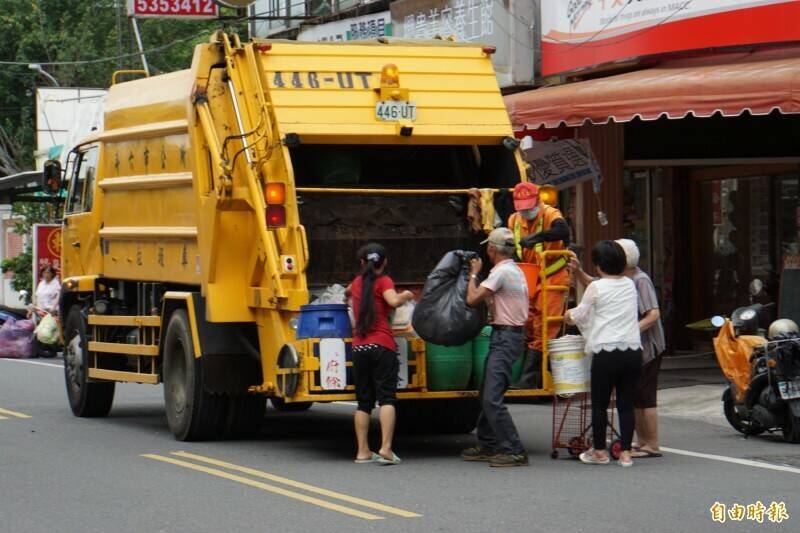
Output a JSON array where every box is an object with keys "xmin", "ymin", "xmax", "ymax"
[
  {"xmin": 541, "ymin": 0, "xmax": 800, "ymax": 76},
  {"xmin": 32, "ymin": 224, "xmax": 61, "ymax": 289},
  {"xmin": 127, "ymin": 0, "xmax": 219, "ymax": 19}
]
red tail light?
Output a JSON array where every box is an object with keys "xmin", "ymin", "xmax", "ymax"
[{"xmin": 266, "ymin": 205, "xmax": 286, "ymax": 228}]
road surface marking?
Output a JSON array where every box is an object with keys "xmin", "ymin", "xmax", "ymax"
[
  {"xmin": 0, "ymin": 359, "xmax": 62, "ymax": 368},
  {"xmin": 141, "ymin": 454, "xmax": 383, "ymax": 520},
  {"xmin": 172, "ymin": 451, "xmax": 421, "ymax": 518},
  {"xmin": 0, "ymin": 415, "xmax": 7, "ymax": 420},
  {"xmin": 0, "ymin": 407, "xmax": 31, "ymax": 419},
  {"xmin": 661, "ymin": 447, "xmax": 800, "ymax": 475},
  {"xmin": 332, "ymin": 401, "xmax": 358, "ymax": 407}
]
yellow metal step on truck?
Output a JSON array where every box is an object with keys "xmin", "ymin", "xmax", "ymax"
[{"xmin": 44, "ymin": 33, "xmax": 546, "ymax": 441}]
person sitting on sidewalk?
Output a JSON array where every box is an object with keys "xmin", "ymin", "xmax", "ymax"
[
  {"xmin": 461, "ymin": 228, "xmax": 530, "ymax": 467},
  {"xmin": 570, "ymin": 240, "xmax": 665, "ymax": 458},
  {"xmin": 565, "ymin": 241, "xmax": 642, "ymax": 467}
]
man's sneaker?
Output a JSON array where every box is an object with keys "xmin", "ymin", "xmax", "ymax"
[
  {"xmin": 489, "ymin": 452, "xmax": 529, "ymax": 467},
  {"xmin": 461, "ymin": 446, "xmax": 497, "ymax": 462}
]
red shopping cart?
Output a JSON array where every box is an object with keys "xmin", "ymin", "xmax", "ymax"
[{"xmin": 550, "ymin": 392, "xmax": 622, "ymax": 460}]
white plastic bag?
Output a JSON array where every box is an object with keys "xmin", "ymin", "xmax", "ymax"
[
  {"xmin": 310, "ymin": 284, "xmax": 347, "ymax": 305},
  {"xmin": 35, "ymin": 313, "xmax": 60, "ymax": 345}
]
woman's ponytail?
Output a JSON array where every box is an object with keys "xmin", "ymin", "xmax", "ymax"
[{"xmin": 355, "ymin": 243, "xmax": 387, "ymax": 337}]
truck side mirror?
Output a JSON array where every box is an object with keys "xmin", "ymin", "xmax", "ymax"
[{"xmin": 42, "ymin": 159, "xmax": 62, "ymax": 194}]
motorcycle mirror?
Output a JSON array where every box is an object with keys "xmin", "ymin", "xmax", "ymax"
[
  {"xmin": 749, "ymin": 278, "xmax": 764, "ymax": 297},
  {"xmin": 711, "ymin": 316, "xmax": 725, "ymax": 328}
]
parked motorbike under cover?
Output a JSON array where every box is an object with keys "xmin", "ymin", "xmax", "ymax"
[
  {"xmin": 713, "ymin": 320, "xmax": 766, "ymax": 402},
  {"xmin": 412, "ymin": 250, "xmax": 486, "ymax": 346},
  {"xmin": 772, "ymin": 332, "xmax": 800, "ymax": 418}
]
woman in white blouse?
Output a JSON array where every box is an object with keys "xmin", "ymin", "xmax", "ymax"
[
  {"xmin": 32, "ymin": 266, "xmax": 61, "ymax": 316},
  {"xmin": 565, "ymin": 241, "xmax": 642, "ymax": 467}
]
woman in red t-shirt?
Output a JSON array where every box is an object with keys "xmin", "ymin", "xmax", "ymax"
[{"xmin": 347, "ymin": 243, "xmax": 413, "ymax": 465}]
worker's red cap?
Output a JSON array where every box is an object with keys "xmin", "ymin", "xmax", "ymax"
[{"xmin": 513, "ymin": 182, "xmax": 539, "ymax": 211}]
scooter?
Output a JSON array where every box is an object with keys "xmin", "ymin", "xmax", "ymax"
[{"xmin": 711, "ymin": 304, "xmax": 800, "ymax": 443}]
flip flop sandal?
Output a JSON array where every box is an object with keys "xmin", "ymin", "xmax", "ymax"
[
  {"xmin": 376, "ymin": 452, "xmax": 402, "ymax": 466},
  {"xmin": 354, "ymin": 453, "xmax": 381, "ymax": 464},
  {"xmin": 631, "ymin": 449, "xmax": 663, "ymax": 458}
]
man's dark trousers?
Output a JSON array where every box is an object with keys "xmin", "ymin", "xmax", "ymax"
[{"xmin": 476, "ymin": 328, "xmax": 525, "ymax": 454}]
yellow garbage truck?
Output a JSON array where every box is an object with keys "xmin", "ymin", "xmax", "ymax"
[{"xmin": 43, "ymin": 33, "xmax": 546, "ymax": 441}]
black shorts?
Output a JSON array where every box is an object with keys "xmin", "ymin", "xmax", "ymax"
[
  {"xmin": 634, "ymin": 353, "xmax": 663, "ymax": 409},
  {"xmin": 352, "ymin": 344, "xmax": 399, "ymax": 413}
]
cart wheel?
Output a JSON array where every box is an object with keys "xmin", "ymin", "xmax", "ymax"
[
  {"xmin": 610, "ymin": 440, "xmax": 622, "ymax": 460},
  {"xmin": 567, "ymin": 437, "xmax": 584, "ymax": 457},
  {"xmin": 550, "ymin": 450, "xmax": 559, "ymax": 460}
]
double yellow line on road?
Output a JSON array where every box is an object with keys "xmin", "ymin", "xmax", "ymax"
[
  {"xmin": 142, "ymin": 451, "xmax": 421, "ymax": 521},
  {"xmin": 0, "ymin": 407, "xmax": 31, "ymax": 420}
]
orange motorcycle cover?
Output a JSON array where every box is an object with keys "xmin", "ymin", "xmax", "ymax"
[{"xmin": 713, "ymin": 320, "xmax": 766, "ymax": 403}]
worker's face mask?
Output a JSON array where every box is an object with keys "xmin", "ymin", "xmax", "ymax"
[{"xmin": 519, "ymin": 206, "xmax": 539, "ymax": 220}]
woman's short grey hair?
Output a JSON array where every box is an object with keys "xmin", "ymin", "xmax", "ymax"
[{"xmin": 615, "ymin": 238, "xmax": 640, "ymax": 269}]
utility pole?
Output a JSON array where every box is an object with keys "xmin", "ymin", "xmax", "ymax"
[
  {"xmin": 116, "ymin": 0, "xmax": 124, "ymax": 70},
  {"xmin": 130, "ymin": 16, "xmax": 150, "ymax": 76}
]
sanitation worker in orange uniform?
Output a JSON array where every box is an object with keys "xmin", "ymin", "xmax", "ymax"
[{"xmin": 508, "ymin": 182, "xmax": 570, "ymax": 389}]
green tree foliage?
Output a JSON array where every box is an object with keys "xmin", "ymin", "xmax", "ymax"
[
  {"xmin": 0, "ymin": 0, "xmax": 244, "ymax": 170},
  {"xmin": 0, "ymin": 1, "xmax": 244, "ymax": 295}
]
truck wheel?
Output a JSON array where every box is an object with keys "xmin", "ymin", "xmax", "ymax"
[
  {"xmin": 163, "ymin": 309, "xmax": 226, "ymax": 441},
  {"xmin": 398, "ymin": 399, "xmax": 479, "ymax": 434},
  {"xmin": 270, "ymin": 398, "xmax": 313, "ymax": 412},
  {"xmin": 63, "ymin": 306, "xmax": 115, "ymax": 417},
  {"xmin": 224, "ymin": 395, "xmax": 266, "ymax": 438},
  {"xmin": 782, "ymin": 412, "xmax": 800, "ymax": 443}
]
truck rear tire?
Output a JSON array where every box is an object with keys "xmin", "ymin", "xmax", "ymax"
[
  {"xmin": 224, "ymin": 395, "xmax": 266, "ymax": 438},
  {"xmin": 63, "ymin": 306, "xmax": 115, "ymax": 417},
  {"xmin": 270, "ymin": 398, "xmax": 313, "ymax": 412},
  {"xmin": 783, "ymin": 412, "xmax": 800, "ymax": 443},
  {"xmin": 398, "ymin": 399, "xmax": 480, "ymax": 434},
  {"xmin": 163, "ymin": 309, "xmax": 226, "ymax": 441}
]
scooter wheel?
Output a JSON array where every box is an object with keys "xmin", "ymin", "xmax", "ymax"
[
  {"xmin": 610, "ymin": 440, "xmax": 622, "ymax": 460},
  {"xmin": 550, "ymin": 450, "xmax": 559, "ymax": 460}
]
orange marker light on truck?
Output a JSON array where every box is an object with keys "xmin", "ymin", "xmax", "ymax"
[
  {"xmin": 381, "ymin": 63, "xmax": 400, "ymax": 88},
  {"xmin": 265, "ymin": 182, "xmax": 286, "ymax": 205}
]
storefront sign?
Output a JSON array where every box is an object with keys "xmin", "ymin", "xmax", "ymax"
[
  {"xmin": 127, "ymin": 0, "xmax": 219, "ymax": 18},
  {"xmin": 541, "ymin": 0, "xmax": 800, "ymax": 76},
  {"xmin": 32, "ymin": 224, "xmax": 61, "ymax": 289},
  {"xmin": 524, "ymin": 139, "xmax": 602, "ymax": 192},
  {"xmin": 391, "ymin": 0, "xmax": 536, "ymax": 88},
  {"xmin": 297, "ymin": 11, "xmax": 393, "ymax": 42}
]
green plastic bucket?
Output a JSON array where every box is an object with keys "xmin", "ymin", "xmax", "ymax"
[
  {"xmin": 471, "ymin": 326, "xmax": 524, "ymax": 389},
  {"xmin": 425, "ymin": 341, "xmax": 473, "ymax": 391}
]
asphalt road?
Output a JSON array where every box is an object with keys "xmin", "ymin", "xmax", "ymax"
[{"xmin": 1, "ymin": 357, "xmax": 799, "ymax": 533}]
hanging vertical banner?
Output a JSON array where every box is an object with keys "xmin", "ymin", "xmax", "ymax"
[{"xmin": 32, "ymin": 224, "xmax": 62, "ymax": 289}]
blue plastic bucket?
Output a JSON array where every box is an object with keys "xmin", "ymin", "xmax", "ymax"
[{"xmin": 296, "ymin": 304, "xmax": 353, "ymax": 339}]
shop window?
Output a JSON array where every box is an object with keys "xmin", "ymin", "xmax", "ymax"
[{"xmin": 691, "ymin": 172, "xmax": 799, "ymax": 324}]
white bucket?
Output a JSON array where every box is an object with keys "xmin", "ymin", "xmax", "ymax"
[{"xmin": 548, "ymin": 335, "xmax": 590, "ymax": 395}]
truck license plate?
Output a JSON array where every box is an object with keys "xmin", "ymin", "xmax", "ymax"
[
  {"xmin": 375, "ymin": 101, "xmax": 416, "ymax": 122},
  {"xmin": 777, "ymin": 378, "xmax": 800, "ymax": 400}
]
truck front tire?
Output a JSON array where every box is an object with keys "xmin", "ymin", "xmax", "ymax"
[
  {"xmin": 163, "ymin": 309, "xmax": 226, "ymax": 441},
  {"xmin": 63, "ymin": 306, "xmax": 115, "ymax": 417}
]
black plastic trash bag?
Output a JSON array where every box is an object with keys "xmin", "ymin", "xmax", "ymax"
[{"xmin": 412, "ymin": 250, "xmax": 487, "ymax": 346}]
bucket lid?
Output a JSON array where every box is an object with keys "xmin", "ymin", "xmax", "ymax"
[{"xmin": 300, "ymin": 304, "xmax": 348, "ymax": 312}]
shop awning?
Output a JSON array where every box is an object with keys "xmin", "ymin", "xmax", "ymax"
[{"xmin": 505, "ymin": 46, "xmax": 800, "ymax": 131}]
